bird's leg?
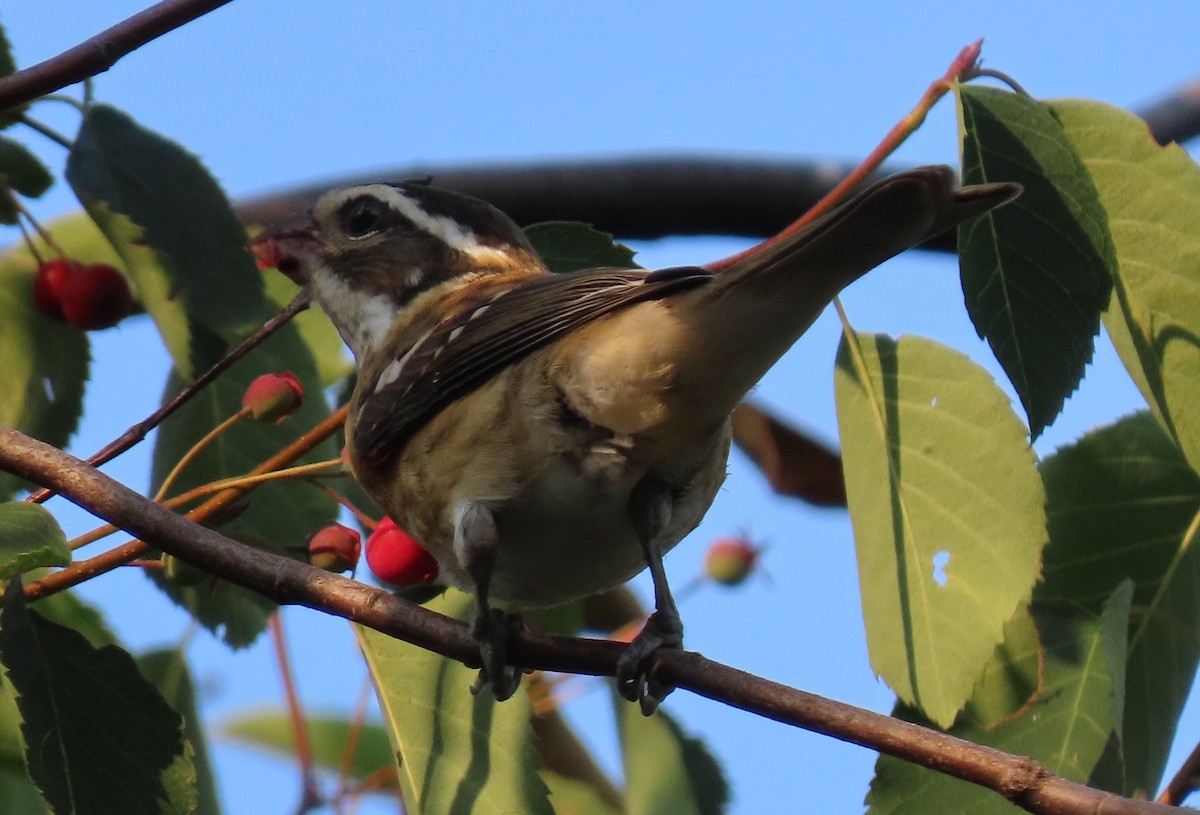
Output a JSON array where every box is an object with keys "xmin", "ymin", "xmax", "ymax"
[
  {"xmin": 456, "ymin": 501, "xmax": 524, "ymax": 700},
  {"xmin": 617, "ymin": 478, "xmax": 683, "ymax": 714}
]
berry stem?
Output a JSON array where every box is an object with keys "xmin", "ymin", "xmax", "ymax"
[
  {"xmin": 26, "ymin": 290, "xmax": 312, "ymax": 504},
  {"xmin": 25, "ymin": 403, "xmax": 349, "ymax": 599},
  {"xmin": 67, "ymin": 458, "xmax": 344, "ymax": 552},
  {"xmin": 153, "ymin": 412, "xmax": 246, "ymax": 502}
]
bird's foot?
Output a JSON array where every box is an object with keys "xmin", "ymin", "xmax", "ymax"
[
  {"xmin": 616, "ymin": 609, "xmax": 683, "ymax": 715},
  {"xmin": 469, "ymin": 606, "xmax": 526, "ymax": 701}
]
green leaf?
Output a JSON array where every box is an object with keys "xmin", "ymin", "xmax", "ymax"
[
  {"xmin": 867, "ymin": 583, "xmax": 1131, "ymax": 815},
  {"xmin": 0, "ymin": 136, "xmax": 53, "ymax": 199},
  {"xmin": 523, "ymin": 222, "xmax": 638, "ymax": 273},
  {"xmin": 541, "ymin": 771, "xmax": 622, "ymax": 815},
  {"xmin": 0, "ymin": 22, "xmax": 16, "ymax": 79},
  {"xmin": 0, "ymin": 24, "xmax": 22, "ymax": 131},
  {"xmin": 1052, "ymin": 99, "xmax": 1200, "ymax": 476},
  {"xmin": 616, "ymin": 692, "xmax": 729, "ymax": 815},
  {"xmin": 0, "ymin": 502, "xmax": 69, "ymax": 580},
  {"xmin": 0, "ymin": 674, "xmax": 49, "ymax": 814},
  {"xmin": 0, "ymin": 253, "xmax": 89, "ymax": 501},
  {"xmin": 65, "ymin": 104, "xmax": 266, "ymax": 377},
  {"xmin": 1039, "ymin": 412, "xmax": 1200, "ymax": 795},
  {"xmin": 957, "ymin": 86, "xmax": 1115, "ymax": 439},
  {"xmin": 34, "ymin": 591, "xmax": 119, "ymax": 649},
  {"xmin": 0, "ymin": 578, "xmax": 197, "ymax": 815},
  {"xmin": 222, "ymin": 710, "xmax": 395, "ymax": 783},
  {"xmin": 356, "ymin": 591, "xmax": 554, "ymax": 815},
  {"xmin": 834, "ymin": 332, "xmax": 1046, "ymax": 727},
  {"xmin": 138, "ymin": 650, "xmax": 222, "ymax": 815}
]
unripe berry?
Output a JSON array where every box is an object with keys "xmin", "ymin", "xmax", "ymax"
[
  {"xmin": 242, "ymin": 372, "xmax": 304, "ymax": 422},
  {"xmin": 307, "ymin": 523, "xmax": 361, "ymax": 573},
  {"xmin": 704, "ymin": 535, "xmax": 761, "ymax": 586},
  {"xmin": 365, "ymin": 517, "xmax": 439, "ymax": 586},
  {"xmin": 33, "ymin": 258, "xmax": 76, "ymax": 320},
  {"xmin": 60, "ymin": 263, "xmax": 134, "ymax": 330}
]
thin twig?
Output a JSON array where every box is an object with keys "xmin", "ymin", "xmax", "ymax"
[
  {"xmin": 0, "ymin": 426, "xmax": 1180, "ymax": 815},
  {"xmin": 26, "ymin": 290, "xmax": 311, "ymax": 504},
  {"xmin": 268, "ymin": 612, "xmax": 321, "ymax": 813},
  {"xmin": 0, "ymin": 0, "xmax": 235, "ymax": 111},
  {"xmin": 1159, "ymin": 737, "xmax": 1200, "ymax": 804}
]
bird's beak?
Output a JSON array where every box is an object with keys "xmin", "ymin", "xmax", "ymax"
[{"xmin": 249, "ymin": 214, "xmax": 320, "ymax": 285}]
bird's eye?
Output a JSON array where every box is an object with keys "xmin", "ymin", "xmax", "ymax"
[{"xmin": 338, "ymin": 196, "xmax": 388, "ymax": 239}]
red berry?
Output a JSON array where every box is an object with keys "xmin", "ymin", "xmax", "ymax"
[
  {"xmin": 242, "ymin": 372, "xmax": 304, "ymax": 422},
  {"xmin": 33, "ymin": 258, "xmax": 77, "ymax": 320},
  {"xmin": 365, "ymin": 517, "xmax": 439, "ymax": 586},
  {"xmin": 307, "ymin": 523, "xmax": 362, "ymax": 573},
  {"xmin": 59, "ymin": 263, "xmax": 134, "ymax": 330},
  {"xmin": 704, "ymin": 535, "xmax": 761, "ymax": 586}
]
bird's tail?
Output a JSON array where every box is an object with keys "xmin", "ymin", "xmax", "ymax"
[{"xmin": 660, "ymin": 165, "xmax": 1019, "ymax": 431}]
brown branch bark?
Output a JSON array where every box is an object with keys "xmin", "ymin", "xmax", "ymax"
[
  {"xmin": 0, "ymin": 0, "xmax": 235, "ymax": 112},
  {"xmin": 0, "ymin": 425, "xmax": 1182, "ymax": 815},
  {"xmin": 1159, "ymin": 737, "xmax": 1200, "ymax": 805}
]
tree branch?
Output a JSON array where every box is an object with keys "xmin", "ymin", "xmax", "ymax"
[
  {"xmin": 232, "ymin": 76, "xmax": 1200, "ymax": 250},
  {"xmin": 0, "ymin": 0, "xmax": 235, "ymax": 112},
  {"xmin": 0, "ymin": 425, "xmax": 1180, "ymax": 815}
]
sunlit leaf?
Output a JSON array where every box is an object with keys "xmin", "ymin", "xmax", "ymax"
[
  {"xmin": 1040, "ymin": 412, "xmax": 1200, "ymax": 795},
  {"xmin": 835, "ymin": 332, "xmax": 1046, "ymax": 727},
  {"xmin": 356, "ymin": 591, "xmax": 554, "ymax": 815},
  {"xmin": 617, "ymin": 691, "xmax": 729, "ymax": 815},
  {"xmin": 1053, "ymin": 99, "xmax": 1200, "ymax": 477},
  {"xmin": 867, "ymin": 583, "xmax": 1131, "ymax": 814}
]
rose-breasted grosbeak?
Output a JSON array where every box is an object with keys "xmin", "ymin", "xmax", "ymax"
[{"xmin": 251, "ymin": 166, "xmax": 1018, "ymax": 711}]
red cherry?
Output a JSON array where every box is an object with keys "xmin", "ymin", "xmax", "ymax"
[
  {"xmin": 33, "ymin": 258, "xmax": 77, "ymax": 320},
  {"xmin": 60, "ymin": 263, "xmax": 134, "ymax": 330},
  {"xmin": 704, "ymin": 535, "xmax": 761, "ymax": 586},
  {"xmin": 365, "ymin": 517, "xmax": 439, "ymax": 586}
]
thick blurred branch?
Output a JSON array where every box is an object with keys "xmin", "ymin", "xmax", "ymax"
[
  {"xmin": 0, "ymin": 0, "xmax": 235, "ymax": 111},
  {"xmin": 234, "ymin": 77, "xmax": 1200, "ymax": 249},
  {"xmin": 0, "ymin": 425, "xmax": 1181, "ymax": 815}
]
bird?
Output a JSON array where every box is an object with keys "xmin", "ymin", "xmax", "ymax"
[{"xmin": 249, "ymin": 165, "xmax": 1019, "ymax": 712}]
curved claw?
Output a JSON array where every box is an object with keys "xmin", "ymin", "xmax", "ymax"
[
  {"xmin": 616, "ymin": 610, "xmax": 682, "ymax": 714},
  {"xmin": 470, "ymin": 607, "xmax": 526, "ymax": 701}
]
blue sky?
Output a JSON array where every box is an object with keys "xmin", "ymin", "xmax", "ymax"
[{"xmin": 5, "ymin": 3, "xmax": 1199, "ymax": 813}]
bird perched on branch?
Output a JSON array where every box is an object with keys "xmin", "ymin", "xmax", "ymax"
[{"xmin": 250, "ymin": 165, "xmax": 1018, "ymax": 712}]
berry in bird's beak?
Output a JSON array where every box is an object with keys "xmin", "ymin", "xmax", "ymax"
[
  {"xmin": 249, "ymin": 235, "xmax": 280, "ymax": 271},
  {"xmin": 250, "ymin": 217, "xmax": 319, "ymax": 283}
]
